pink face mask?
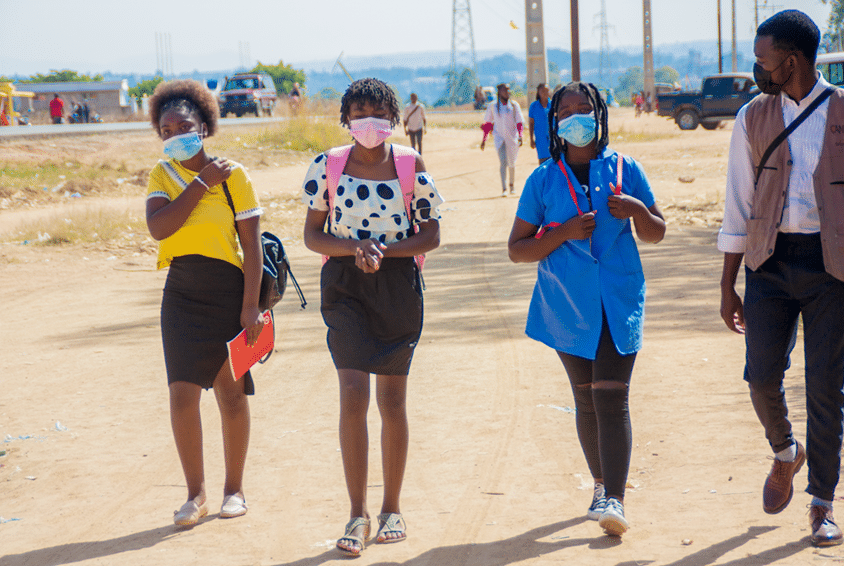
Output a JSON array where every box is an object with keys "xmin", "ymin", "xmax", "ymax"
[{"xmin": 349, "ymin": 117, "xmax": 393, "ymax": 148}]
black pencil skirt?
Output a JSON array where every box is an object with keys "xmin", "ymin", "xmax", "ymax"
[
  {"xmin": 321, "ymin": 256, "xmax": 423, "ymax": 375},
  {"xmin": 161, "ymin": 255, "xmax": 255, "ymax": 395}
]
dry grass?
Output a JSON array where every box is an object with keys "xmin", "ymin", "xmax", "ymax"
[{"xmin": 8, "ymin": 204, "xmax": 153, "ymax": 250}]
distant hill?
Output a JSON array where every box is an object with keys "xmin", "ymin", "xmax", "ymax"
[
  {"xmin": 293, "ymin": 40, "xmax": 757, "ymax": 105},
  {"xmin": 3, "ymin": 40, "xmax": 758, "ymax": 108}
]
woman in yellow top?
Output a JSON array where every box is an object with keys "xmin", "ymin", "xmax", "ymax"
[{"xmin": 145, "ymin": 80, "xmax": 264, "ymax": 527}]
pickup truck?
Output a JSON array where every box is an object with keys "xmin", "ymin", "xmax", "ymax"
[
  {"xmin": 657, "ymin": 73, "xmax": 758, "ymax": 130},
  {"xmin": 218, "ymin": 73, "xmax": 278, "ymax": 118}
]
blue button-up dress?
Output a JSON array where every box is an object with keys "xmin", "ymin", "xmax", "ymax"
[{"xmin": 516, "ymin": 148, "xmax": 656, "ymax": 359}]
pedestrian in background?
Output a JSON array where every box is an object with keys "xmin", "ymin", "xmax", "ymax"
[
  {"xmin": 480, "ymin": 83, "xmax": 524, "ymax": 196},
  {"xmin": 528, "ymin": 83, "xmax": 552, "ymax": 164},
  {"xmin": 403, "ymin": 93, "xmax": 427, "ymax": 154}
]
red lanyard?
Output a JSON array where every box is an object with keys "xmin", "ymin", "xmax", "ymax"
[
  {"xmin": 535, "ymin": 154, "xmax": 624, "ymax": 240},
  {"xmin": 557, "ymin": 159, "xmax": 585, "ymax": 216},
  {"xmin": 556, "ymin": 153, "xmax": 624, "ymax": 216}
]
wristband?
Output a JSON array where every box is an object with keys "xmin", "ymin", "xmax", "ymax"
[{"xmin": 194, "ymin": 176, "xmax": 209, "ymax": 189}]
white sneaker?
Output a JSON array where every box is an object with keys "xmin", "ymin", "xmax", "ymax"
[
  {"xmin": 586, "ymin": 483, "xmax": 606, "ymax": 521},
  {"xmin": 599, "ymin": 497, "xmax": 628, "ymax": 535}
]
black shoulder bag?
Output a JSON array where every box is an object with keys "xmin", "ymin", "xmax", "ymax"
[{"xmin": 221, "ymin": 181, "xmax": 306, "ymax": 312}]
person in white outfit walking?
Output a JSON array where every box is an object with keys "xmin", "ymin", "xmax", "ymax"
[{"xmin": 480, "ymin": 83, "xmax": 524, "ymax": 195}]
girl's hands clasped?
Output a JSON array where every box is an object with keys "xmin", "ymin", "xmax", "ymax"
[{"xmin": 355, "ymin": 239, "xmax": 387, "ymax": 273}]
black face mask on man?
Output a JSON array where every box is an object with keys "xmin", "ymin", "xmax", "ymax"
[{"xmin": 753, "ymin": 52, "xmax": 795, "ymax": 96}]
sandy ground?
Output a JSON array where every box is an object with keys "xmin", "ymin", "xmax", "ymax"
[{"xmin": 1, "ymin": 110, "xmax": 842, "ymax": 566}]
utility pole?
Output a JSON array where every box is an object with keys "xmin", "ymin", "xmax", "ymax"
[
  {"xmin": 449, "ymin": 0, "xmax": 478, "ymax": 106},
  {"xmin": 717, "ymin": 0, "xmax": 723, "ymax": 74},
  {"xmin": 731, "ymin": 0, "xmax": 737, "ymax": 72},
  {"xmin": 525, "ymin": 0, "xmax": 548, "ymax": 101},
  {"xmin": 571, "ymin": 0, "xmax": 580, "ymax": 82},
  {"xmin": 643, "ymin": 0, "xmax": 654, "ymax": 112}
]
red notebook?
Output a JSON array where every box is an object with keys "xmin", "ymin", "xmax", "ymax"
[{"xmin": 226, "ymin": 311, "xmax": 274, "ymax": 380}]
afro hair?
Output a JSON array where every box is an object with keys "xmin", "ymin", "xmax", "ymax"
[{"xmin": 148, "ymin": 79, "xmax": 220, "ymax": 137}]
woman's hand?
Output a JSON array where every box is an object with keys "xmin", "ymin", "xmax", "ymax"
[
  {"xmin": 355, "ymin": 239, "xmax": 386, "ymax": 273},
  {"xmin": 241, "ymin": 306, "xmax": 265, "ymax": 347},
  {"xmin": 607, "ymin": 190, "xmax": 646, "ymax": 220},
  {"xmin": 198, "ymin": 157, "xmax": 234, "ymax": 188},
  {"xmin": 560, "ymin": 211, "xmax": 596, "ymax": 240}
]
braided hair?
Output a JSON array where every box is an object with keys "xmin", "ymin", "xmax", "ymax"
[
  {"xmin": 547, "ymin": 81, "xmax": 609, "ymax": 164},
  {"xmin": 340, "ymin": 78, "xmax": 401, "ymax": 128}
]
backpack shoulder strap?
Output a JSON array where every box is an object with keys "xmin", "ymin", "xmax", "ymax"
[
  {"xmin": 321, "ymin": 145, "xmax": 353, "ymax": 264},
  {"xmin": 391, "ymin": 144, "xmax": 426, "ymax": 271},
  {"xmin": 325, "ymin": 144, "xmax": 354, "ymax": 213},
  {"xmin": 391, "ymin": 144, "xmax": 417, "ymax": 213}
]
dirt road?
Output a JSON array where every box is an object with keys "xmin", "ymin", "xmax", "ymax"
[{"xmin": 1, "ymin": 111, "xmax": 837, "ymax": 565}]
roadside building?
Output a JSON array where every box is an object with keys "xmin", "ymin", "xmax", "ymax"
[{"xmin": 23, "ymin": 80, "xmax": 135, "ymax": 121}]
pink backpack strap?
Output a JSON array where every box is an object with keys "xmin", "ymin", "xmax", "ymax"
[
  {"xmin": 325, "ymin": 144, "xmax": 354, "ymax": 214},
  {"xmin": 322, "ymin": 145, "xmax": 353, "ymax": 264},
  {"xmin": 390, "ymin": 144, "xmax": 425, "ymax": 270}
]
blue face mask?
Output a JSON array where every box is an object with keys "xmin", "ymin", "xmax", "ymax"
[
  {"xmin": 557, "ymin": 112, "xmax": 596, "ymax": 147},
  {"xmin": 163, "ymin": 132, "xmax": 204, "ymax": 161}
]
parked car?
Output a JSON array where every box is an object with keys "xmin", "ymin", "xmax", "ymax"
[
  {"xmin": 657, "ymin": 73, "xmax": 758, "ymax": 130},
  {"xmin": 218, "ymin": 73, "xmax": 277, "ymax": 118},
  {"xmin": 816, "ymin": 51, "xmax": 844, "ymax": 87}
]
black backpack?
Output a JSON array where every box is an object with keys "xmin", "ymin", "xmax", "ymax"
[{"xmin": 258, "ymin": 231, "xmax": 306, "ymax": 312}]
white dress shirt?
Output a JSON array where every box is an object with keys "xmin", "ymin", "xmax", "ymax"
[{"xmin": 718, "ymin": 73, "xmax": 832, "ymax": 253}]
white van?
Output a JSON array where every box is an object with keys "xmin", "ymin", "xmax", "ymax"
[{"xmin": 816, "ymin": 51, "xmax": 844, "ymax": 87}]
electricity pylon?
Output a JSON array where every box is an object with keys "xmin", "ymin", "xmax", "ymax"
[
  {"xmin": 595, "ymin": 0, "xmax": 613, "ymax": 87},
  {"xmin": 449, "ymin": 0, "xmax": 478, "ymax": 105}
]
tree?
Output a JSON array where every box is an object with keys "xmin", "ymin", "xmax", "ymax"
[
  {"xmin": 23, "ymin": 69, "xmax": 103, "ymax": 83},
  {"xmin": 821, "ymin": 0, "xmax": 844, "ymax": 52},
  {"xmin": 439, "ymin": 66, "xmax": 478, "ymax": 106},
  {"xmin": 128, "ymin": 77, "xmax": 164, "ymax": 101},
  {"xmin": 654, "ymin": 65, "xmax": 680, "ymax": 85},
  {"xmin": 316, "ymin": 87, "xmax": 342, "ymax": 100},
  {"xmin": 615, "ymin": 66, "xmax": 644, "ymax": 102},
  {"xmin": 251, "ymin": 61, "xmax": 306, "ymax": 96}
]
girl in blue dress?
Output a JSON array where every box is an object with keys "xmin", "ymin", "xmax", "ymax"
[{"xmin": 507, "ymin": 81, "xmax": 665, "ymax": 536}]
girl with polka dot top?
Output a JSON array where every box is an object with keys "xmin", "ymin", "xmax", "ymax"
[{"xmin": 301, "ymin": 78, "xmax": 443, "ymax": 557}]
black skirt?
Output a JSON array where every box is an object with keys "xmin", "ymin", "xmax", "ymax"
[
  {"xmin": 161, "ymin": 255, "xmax": 255, "ymax": 395},
  {"xmin": 321, "ymin": 256, "xmax": 423, "ymax": 375}
]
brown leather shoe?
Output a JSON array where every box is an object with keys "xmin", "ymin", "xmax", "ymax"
[
  {"xmin": 810, "ymin": 505, "xmax": 844, "ymax": 547},
  {"xmin": 762, "ymin": 442, "xmax": 805, "ymax": 514}
]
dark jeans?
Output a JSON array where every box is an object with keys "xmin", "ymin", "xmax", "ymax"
[
  {"xmin": 744, "ymin": 233, "xmax": 844, "ymax": 501},
  {"xmin": 408, "ymin": 129, "xmax": 423, "ymax": 154}
]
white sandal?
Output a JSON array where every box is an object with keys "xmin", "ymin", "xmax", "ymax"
[
  {"xmin": 174, "ymin": 500, "xmax": 208, "ymax": 526},
  {"xmin": 220, "ymin": 493, "xmax": 248, "ymax": 518}
]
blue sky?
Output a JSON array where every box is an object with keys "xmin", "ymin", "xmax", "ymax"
[{"xmin": 0, "ymin": 0, "xmax": 833, "ymax": 75}]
